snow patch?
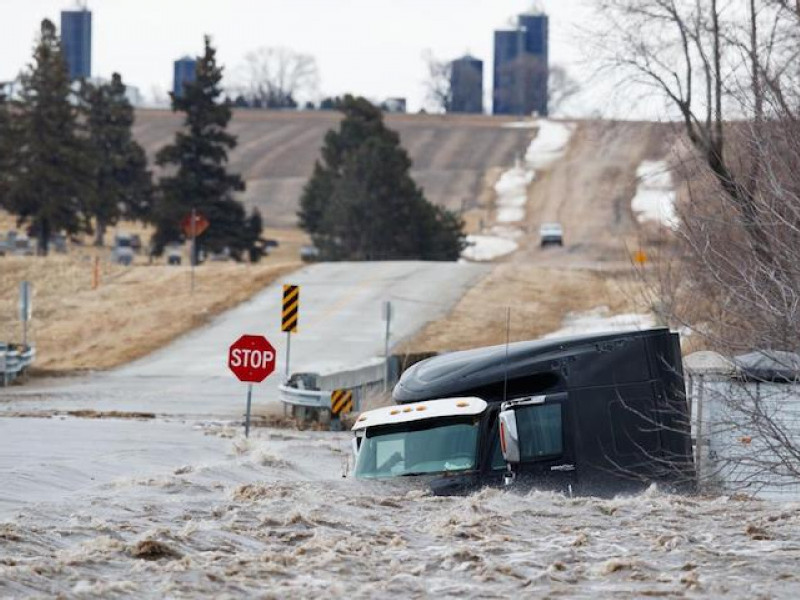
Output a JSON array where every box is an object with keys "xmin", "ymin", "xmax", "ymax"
[
  {"xmin": 525, "ymin": 120, "xmax": 575, "ymax": 169},
  {"xmin": 496, "ymin": 207, "xmax": 526, "ymax": 223},
  {"xmin": 494, "ymin": 165, "xmax": 535, "ymax": 196},
  {"xmin": 461, "ymin": 119, "xmax": 574, "ymax": 261},
  {"xmin": 631, "ymin": 160, "xmax": 679, "ymax": 229},
  {"xmin": 502, "ymin": 120, "xmax": 539, "ymax": 129},
  {"xmin": 543, "ymin": 306, "xmax": 656, "ymax": 339},
  {"xmin": 493, "ymin": 164, "xmax": 533, "ymax": 225},
  {"xmin": 461, "ymin": 235, "xmax": 518, "ymax": 262},
  {"xmin": 488, "ymin": 225, "xmax": 524, "ymax": 239}
]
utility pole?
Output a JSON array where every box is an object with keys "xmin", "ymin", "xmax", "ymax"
[
  {"xmin": 19, "ymin": 281, "xmax": 32, "ymax": 348},
  {"xmin": 383, "ymin": 300, "xmax": 392, "ymax": 391},
  {"xmin": 285, "ymin": 331, "xmax": 292, "ymax": 379},
  {"xmin": 190, "ymin": 207, "xmax": 197, "ymax": 294}
]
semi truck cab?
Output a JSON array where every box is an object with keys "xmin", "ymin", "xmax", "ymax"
[{"xmin": 352, "ymin": 328, "xmax": 695, "ymax": 496}]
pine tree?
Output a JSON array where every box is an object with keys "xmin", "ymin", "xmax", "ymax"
[
  {"xmin": 0, "ymin": 90, "xmax": 11, "ymax": 202},
  {"xmin": 5, "ymin": 19, "xmax": 93, "ymax": 254},
  {"xmin": 298, "ymin": 95, "xmax": 464, "ymax": 261},
  {"xmin": 246, "ymin": 208, "xmax": 266, "ymax": 262},
  {"xmin": 81, "ymin": 73, "xmax": 153, "ymax": 245},
  {"xmin": 154, "ymin": 36, "xmax": 261, "ymax": 261}
]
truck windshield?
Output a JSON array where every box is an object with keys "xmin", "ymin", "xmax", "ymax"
[{"xmin": 355, "ymin": 418, "xmax": 479, "ymax": 479}]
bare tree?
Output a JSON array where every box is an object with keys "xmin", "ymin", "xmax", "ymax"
[
  {"xmin": 589, "ymin": 0, "xmax": 800, "ymax": 493},
  {"xmin": 422, "ymin": 50, "xmax": 452, "ymax": 113},
  {"xmin": 237, "ymin": 47, "xmax": 319, "ymax": 109},
  {"xmin": 589, "ymin": 0, "xmax": 800, "ymax": 258},
  {"xmin": 600, "ymin": 1, "xmax": 800, "ymax": 347},
  {"xmin": 548, "ymin": 65, "xmax": 581, "ymax": 114}
]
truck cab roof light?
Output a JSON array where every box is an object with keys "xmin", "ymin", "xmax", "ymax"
[{"xmin": 351, "ymin": 397, "xmax": 488, "ymax": 432}]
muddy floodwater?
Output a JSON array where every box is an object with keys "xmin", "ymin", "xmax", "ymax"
[{"xmin": 3, "ymin": 423, "xmax": 800, "ymax": 599}]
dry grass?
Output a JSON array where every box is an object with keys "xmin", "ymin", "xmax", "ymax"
[
  {"xmin": 399, "ymin": 264, "xmax": 650, "ymax": 353},
  {"xmin": 0, "ymin": 256, "xmax": 298, "ymax": 373},
  {"xmin": 0, "ymin": 214, "xmax": 303, "ymax": 373}
]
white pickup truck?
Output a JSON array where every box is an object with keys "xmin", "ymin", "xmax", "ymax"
[{"xmin": 539, "ymin": 222, "xmax": 564, "ymax": 247}]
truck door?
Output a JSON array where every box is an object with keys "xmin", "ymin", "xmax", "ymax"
[{"xmin": 508, "ymin": 393, "xmax": 576, "ymax": 491}]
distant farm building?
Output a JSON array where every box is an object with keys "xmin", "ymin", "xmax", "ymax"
[
  {"xmin": 61, "ymin": 7, "xmax": 92, "ymax": 80},
  {"xmin": 450, "ymin": 55, "xmax": 483, "ymax": 114},
  {"xmin": 493, "ymin": 11, "xmax": 549, "ymax": 117}
]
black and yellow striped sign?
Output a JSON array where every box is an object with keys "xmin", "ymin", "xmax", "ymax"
[
  {"xmin": 282, "ymin": 284, "xmax": 299, "ymax": 333},
  {"xmin": 331, "ymin": 389, "xmax": 354, "ymax": 417}
]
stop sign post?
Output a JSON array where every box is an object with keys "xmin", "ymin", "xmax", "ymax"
[
  {"xmin": 182, "ymin": 209, "xmax": 210, "ymax": 294},
  {"xmin": 228, "ymin": 335, "xmax": 277, "ymax": 437}
]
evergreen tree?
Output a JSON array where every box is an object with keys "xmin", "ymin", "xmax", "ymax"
[
  {"xmin": 5, "ymin": 19, "xmax": 93, "ymax": 254},
  {"xmin": 81, "ymin": 73, "xmax": 153, "ymax": 245},
  {"xmin": 246, "ymin": 208, "xmax": 266, "ymax": 262},
  {"xmin": 154, "ymin": 36, "xmax": 261, "ymax": 260},
  {"xmin": 0, "ymin": 90, "xmax": 12, "ymax": 202},
  {"xmin": 319, "ymin": 96, "xmax": 344, "ymax": 111},
  {"xmin": 299, "ymin": 95, "xmax": 464, "ymax": 261}
]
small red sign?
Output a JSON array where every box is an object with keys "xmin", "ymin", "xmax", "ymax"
[
  {"xmin": 181, "ymin": 213, "xmax": 210, "ymax": 238},
  {"xmin": 228, "ymin": 335, "xmax": 276, "ymax": 383}
]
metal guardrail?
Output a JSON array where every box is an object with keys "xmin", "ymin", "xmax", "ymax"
[
  {"xmin": 278, "ymin": 353, "xmax": 439, "ymax": 417},
  {"xmin": 278, "ymin": 385, "xmax": 333, "ymax": 409},
  {"xmin": 279, "ymin": 359, "xmax": 387, "ymax": 414},
  {"xmin": 1, "ymin": 343, "xmax": 35, "ymax": 386}
]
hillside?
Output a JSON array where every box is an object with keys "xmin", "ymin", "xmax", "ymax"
[
  {"xmin": 402, "ymin": 119, "xmax": 677, "ymax": 353},
  {"xmin": 133, "ymin": 109, "xmax": 536, "ymax": 228},
  {"xmin": 517, "ymin": 120, "xmax": 672, "ymax": 266}
]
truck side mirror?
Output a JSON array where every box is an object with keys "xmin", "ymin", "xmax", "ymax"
[
  {"xmin": 351, "ymin": 436, "xmax": 360, "ymax": 459},
  {"xmin": 499, "ymin": 409, "xmax": 520, "ymax": 463}
]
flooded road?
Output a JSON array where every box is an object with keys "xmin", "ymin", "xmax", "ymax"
[
  {"xmin": 3, "ymin": 259, "xmax": 799, "ymax": 597},
  {"xmin": 3, "ymin": 422, "xmax": 800, "ymax": 598}
]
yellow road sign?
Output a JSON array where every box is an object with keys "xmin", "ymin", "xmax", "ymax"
[
  {"xmin": 282, "ymin": 284, "xmax": 300, "ymax": 333},
  {"xmin": 331, "ymin": 389, "xmax": 354, "ymax": 417}
]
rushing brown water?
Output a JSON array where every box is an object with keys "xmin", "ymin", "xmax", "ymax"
[{"xmin": 3, "ymin": 423, "xmax": 800, "ymax": 599}]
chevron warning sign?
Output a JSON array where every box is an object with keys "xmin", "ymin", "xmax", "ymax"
[
  {"xmin": 282, "ymin": 284, "xmax": 299, "ymax": 333},
  {"xmin": 331, "ymin": 389, "xmax": 354, "ymax": 417}
]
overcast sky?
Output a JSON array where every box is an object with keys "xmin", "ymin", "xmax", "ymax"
[{"xmin": 2, "ymin": 0, "xmax": 655, "ymax": 117}]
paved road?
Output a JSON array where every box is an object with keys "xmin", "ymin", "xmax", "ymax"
[{"xmin": 0, "ymin": 261, "xmax": 488, "ymax": 419}]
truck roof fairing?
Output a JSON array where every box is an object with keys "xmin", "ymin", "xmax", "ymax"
[
  {"xmin": 393, "ymin": 328, "xmax": 678, "ymax": 404},
  {"xmin": 352, "ymin": 397, "xmax": 487, "ymax": 431}
]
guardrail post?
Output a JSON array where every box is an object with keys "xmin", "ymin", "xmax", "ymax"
[{"xmin": 383, "ymin": 300, "xmax": 392, "ymax": 391}]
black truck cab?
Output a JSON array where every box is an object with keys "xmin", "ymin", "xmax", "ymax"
[{"xmin": 352, "ymin": 328, "xmax": 694, "ymax": 496}]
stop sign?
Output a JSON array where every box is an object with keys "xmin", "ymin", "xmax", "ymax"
[
  {"xmin": 228, "ymin": 335, "xmax": 276, "ymax": 383},
  {"xmin": 181, "ymin": 212, "xmax": 210, "ymax": 238}
]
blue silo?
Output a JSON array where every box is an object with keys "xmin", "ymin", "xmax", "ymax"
[
  {"xmin": 518, "ymin": 13, "xmax": 549, "ymax": 116},
  {"xmin": 450, "ymin": 55, "xmax": 484, "ymax": 114},
  {"xmin": 173, "ymin": 57, "xmax": 197, "ymax": 99},
  {"xmin": 61, "ymin": 8, "xmax": 92, "ymax": 80},
  {"xmin": 493, "ymin": 29, "xmax": 521, "ymax": 115}
]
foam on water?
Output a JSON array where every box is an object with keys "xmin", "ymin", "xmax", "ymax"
[{"xmin": 4, "ymin": 425, "xmax": 800, "ymax": 597}]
